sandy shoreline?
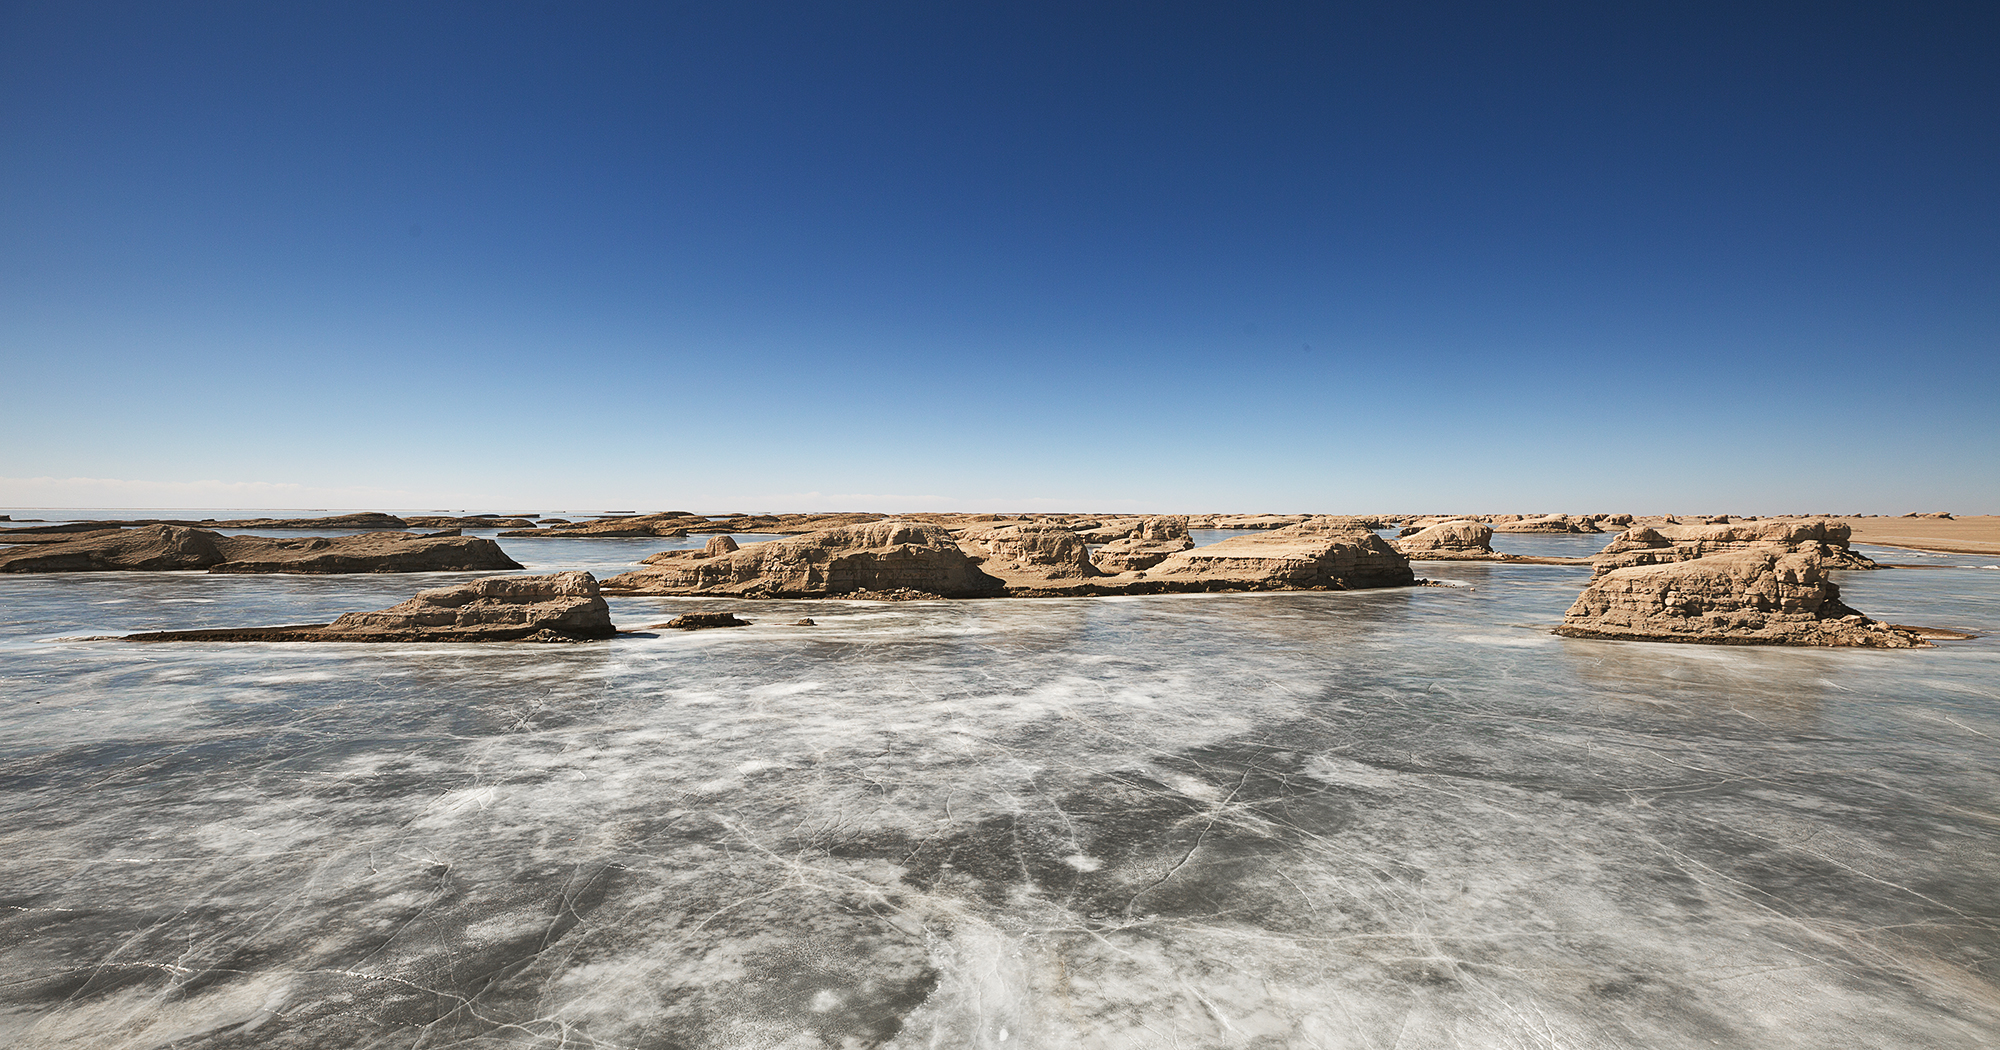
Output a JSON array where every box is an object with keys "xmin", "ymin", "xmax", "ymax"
[{"xmin": 1838, "ymin": 515, "xmax": 2000, "ymax": 556}]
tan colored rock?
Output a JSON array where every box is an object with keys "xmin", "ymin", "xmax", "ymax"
[
  {"xmin": 1595, "ymin": 519, "xmax": 1875, "ymax": 571},
  {"xmin": 1557, "ymin": 550, "xmax": 1926, "ymax": 648},
  {"xmin": 958, "ymin": 523, "xmax": 1101, "ymax": 578},
  {"xmin": 704, "ymin": 534, "xmax": 741, "ymax": 556},
  {"xmin": 0, "ymin": 525, "xmax": 520, "ymax": 574},
  {"xmin": 206, "ymin": 532, "xmax": 522, "ymax": 574},
  {"xmin": 1394, "ymin": 520, "xmax": 1495, "ymax": 557},
  {"xmin": 1491, "ymin": 515, "xmax": 1602, "ymax": 534},
  {"xmin": 126, "ymin": 571, "xmax": 615, "ymax": 643},
  {"xmin": 1091, "ymin": 516, "xmax": 1194, "ymax": 572},
  {"xmin": 602, "ymin": 520, "xmax": 1004, "ymax": 597},
  {"xmin": 0, "ymin": 525, "xmax": 224, "ymax": 571},
  {"xmin": 502, "ymin": 511, "xmax": 705, "ymax": 537},
  {"xmin": 1141, "ymin": 518, "xmax": 1414, "ymax": 591}
]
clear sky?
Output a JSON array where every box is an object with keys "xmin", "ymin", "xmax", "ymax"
[{"xmin": 3, "ymin": 2, "xmax": 1995, "ymax": 514}]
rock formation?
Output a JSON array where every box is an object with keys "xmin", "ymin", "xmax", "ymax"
[
  {"xmin": 1594, "ymin": 518, "xmax": 1875, "ymax": 571},
  {"xmin": 604, "ymin": 515, "xmax": 1417, "ymax": 598},
  {"xmin": 1491, "ymin": 515, "xmax": 1602, "ymax": 534},
  {"xmin": 0, "ymin": 525, "xmax": 227, "ymax": 571},
  {"xmin": 601, "ymin": 520, "xmax": 1005, "ymax": 598},
  {"xmin": 0, "ymin": 525, "xmax": 521, "ymax": 574},
  {"xmin": 1091, "ymin": 516, "xmax": 1195, "ymax": 572},
  {"xmin": 957, "ymin": 523, "xmax": 1102, "ymax": 579},
  {"xmin": 1393, "ymin": 520, "xmax": 1496, "ymax": 559},
  {"xmin": 126, "ymin": 571, "xmax": 615, "ymax": 643},
  {"xmin": 1137, "ymin": 518, "xmax": 1414, "ymax": 592},
  {"xmin": 1557, "ymin": 550, "xmax": 1927, "ymax": 648},
  {"xmin": 704, "ymin": 534, "xmax": 741, "ymax": 556}
]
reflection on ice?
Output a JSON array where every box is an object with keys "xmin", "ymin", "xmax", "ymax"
[{"xmin": 0, "ymin": 560, "xmax": 1996, "ymax": 1047}]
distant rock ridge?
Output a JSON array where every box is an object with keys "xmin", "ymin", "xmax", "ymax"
[
  {"xmin": 0, "ymin": 524, "xmax": 520, "ymax": 574},
  {"xmin": 1557, "ymin": 549, "xmax": 1925, "ymax": 648},
  {"xmin": 603, "ymin": 516, "xmax": 1416, "ymax": 598},
  {"xmin": 1593, "ymin": 519, "xmax": 1876, "ymax": 571}
]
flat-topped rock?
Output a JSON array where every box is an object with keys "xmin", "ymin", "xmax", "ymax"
[
  {"xmin": 1492, "ymin": 515, "xmax": 1601, "ymax": 533},
  {"xmin": 0, "ymin": 525, "xmax": 226, "ymax": 571},
  {"xmin": 602, "ymin": 519, "xmax": 1004, "ymax": 598},
  {"xmin": 1139, "ymin": 518, "xmax": 1414, "ymax": 591},
  {"xmin": 1394, "ymin": 520, "xmax": 1495, "ymax": 559},
  {"xmin": 126, "ymin": 571, "xmax": 615, "ymax": 643},
  {"xmin": 1595, "ymin": 518, "xmax": 1875, "ymax": 571},
  {"xmin": 1557, "ymin": 550, "xmax": 1925, "ymax": 648},
  {"xmin": 0, "ymin": 525, "xmax": 520, "ymax": 574},
  {"xmin": 206, "ymin": 531, "xmax": 522, "ymax": 573}
]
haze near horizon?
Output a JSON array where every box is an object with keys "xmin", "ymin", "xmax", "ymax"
[{"xmin": 2, "ymin": 2, "xmax": 1995, "ymax": 514}]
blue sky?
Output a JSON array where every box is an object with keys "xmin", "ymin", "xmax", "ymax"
[{"xmin": 3, "ymin": 1, "xmax": 1995, "ymax": 514}]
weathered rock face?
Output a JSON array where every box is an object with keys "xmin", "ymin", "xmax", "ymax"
[
  {"xmin": 0, "ymin": 525, "xmax": 520, "ymax": 574},
  {"xmin": 208, "ymin": 532, "xmax": 522, "ymax": 573},
  {"xmin": 1557, "ymin": 550, "xmax": 1926, "ymax": 648},
  {"xmin": 1091, "ymin": 516, "xmax": 1194, "ymax": 572},
  {"xmin": 403, "ymin": 515, "xmax": 537, "ymax": 529},
  {"xmin": 602, "ymin": 520, "xmax": 1005, "ymax": 598},
  {"xmin": 1142, "ymin": 518, "xmax": 1415, "ymax": 591},
  {"xmin": 504, "ymin": 512, "xmax": 703, "ymax": 537},
  {"xmin": 959, "ymin": 524, "xmax": 1102, "ymax": 579},
  {"xmin": 127, "ymin": 571, "xmax": 614, "ymax": 643},
  {"xmin": 1394, "ymin": 520, "xmax": 1495, "ymax": 557},
  {"xmin": 1492, "ymin": 515, "xmax": 1602, "ymax": 534},
  {"xmin": 704, "ymin": 534, "xmax": 741, "ymax": 556},
  {"xmin": 0, "ymin": 525, "xmax": 224, "ymax": 571},
  {"xmin": 1594, "ymin": 519, "xmax": 1875, "ymax": 570}
]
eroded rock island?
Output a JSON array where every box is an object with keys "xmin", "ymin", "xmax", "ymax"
[{"xmin": 126, "ymin": 571, "xmax": 614, "ymax": 643}]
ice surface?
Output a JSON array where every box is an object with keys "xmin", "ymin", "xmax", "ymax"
[{"xmin": 0, "ymin": 553, "xmax": 1995, "ymax": 1048}]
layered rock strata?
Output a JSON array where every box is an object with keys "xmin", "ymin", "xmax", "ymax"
[
  {"xmin": 1595, "ymin": 519, "xmax": 1876, "ymax": 571},
  {"xmin": 606, "ymin": 516, "xmax": 1417, "ymax": 598},
  {"xmin": 1393, "ymin": 520, "xmax": 1495, "ymax": 559},
  {"xmin": 1557, "ymin": 550, "xmax": 1926, "ymax": 648},
  {"xmin": 1090, "ymin": 516, "xmax": 1195, "ymax": 572},
  {"xmin": 0, "ymin": 525, "xmax": 520, "ymax": 574},
  {"xmin": 1134, "ymin": 518, "xmax": 1414, "ymax": 592},
  {"xmin": 958, "ymin": 523, "xmax": 1102, "ymax": 579},
  {"xmin": 126, "ymin": 571, "xmax": 615, "ymax": 643},
  {"xmin": 1491, "ymin": 515, "xmax": 1603, "ymax": 534},
  {"xmin": 602, "ymin": 520, "xmax": 1006, "ymax": 598}
]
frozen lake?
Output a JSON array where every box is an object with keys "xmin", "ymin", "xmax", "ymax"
[{"xmin": 1, "ymin": 529, "xmax": 1996, "ymax": 1048}]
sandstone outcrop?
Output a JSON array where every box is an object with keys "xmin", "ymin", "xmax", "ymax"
[
  {"xmin": 403, "ymin": 515, "xmax": 537, "ymax": 529},
  {"xmin": 659, "ymin": 612, "xmax": 751, "ymax": 630},
  {"xmin": 0, "ymin": 525, "xmax": 520, "ymax": 574},
  {"xmin": 1393, "ymin": 520, "xmax": 1496, "ymax": 558},
  {"xmin": 1491, "ymin": 515, "xmax": 1602, "ymax": 534},
  {"xmin": 704, "ymin": 534, "xmax": 740, "ymax": 556},
  {"xmin": 1557, "ymin": 550, "xmax": 1927, "ymax": 648},
  {"xmin": 601, "ymin": 520, "xmax": 1005, "ymax": 598},
  {"xmin": 1183, "ymin": 514, "xmax": 1309, "ymax": 530},
  {"xmin": 1594, "ymin": 519, "xmax": 1875, "ymax": 571},
  {"xmin": 206, "ymin": 532, "xmax": 522, "ymax": 573},
  {"xmin": 1090, "ymin": 516, "xmax": 1194, "ymax": 572},
  {"xmin": 503, "ymin": 511, "xmax": 704, "ymax": 537},
  {"xmin": 958, "ymin": 523, "xmax": 1102, "ymax": 579},
  {"xmin": 1136, "ymin": 518, "xmax": 1414, "ymax": 592},
  {"xmin": 126, "ymin": 571, "xmax": 615, "ymax": 643},
  {"xmin": 0, "ymin": 525, "xmax": 226, "ymax": 571}
]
